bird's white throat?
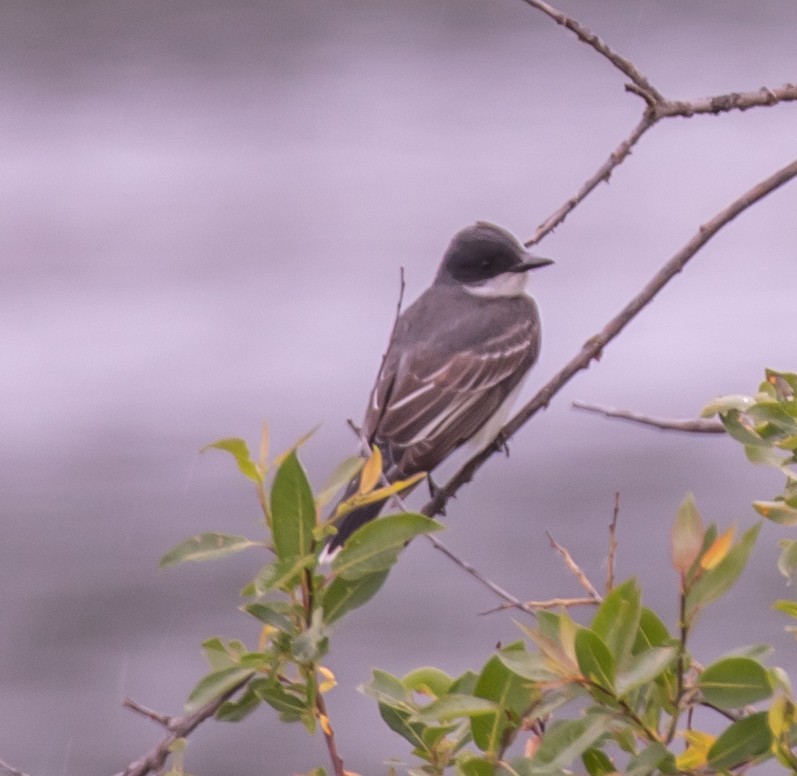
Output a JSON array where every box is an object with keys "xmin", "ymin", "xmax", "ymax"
[{"xmin": 464, "ymin": 270, "xmax": 528, "ymax": 298}]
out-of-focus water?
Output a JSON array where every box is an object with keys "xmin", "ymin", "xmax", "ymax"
[{"xmin": 2, "ymin": 1, "xmax": 797, "ymax": 773}]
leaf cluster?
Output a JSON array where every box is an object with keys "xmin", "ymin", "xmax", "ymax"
[
  {"xmin": 158, "ymin": 426, "xmax": 797, "ymax": 775},
  {"xmin": 363, "ymin": 506, "xmax": 790, "ymax": 775},
  {"xmin": 161, "ymin": 429, "xmax": 440, "ymax": 770}
]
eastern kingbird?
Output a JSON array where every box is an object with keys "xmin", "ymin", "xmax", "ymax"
[{"xmin": 324, "ymin": 221, "xmax": 552, "ymax": 554}]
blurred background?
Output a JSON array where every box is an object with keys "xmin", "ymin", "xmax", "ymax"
[{"xmin": 2, "ymin": 1, "xmax": 797, "ymax": 773}]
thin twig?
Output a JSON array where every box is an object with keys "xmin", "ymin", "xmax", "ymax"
[
  {"xmin": 546, "ymin": 531, "xmax": 602, "ymax": 602},
  {"xmin": 315, "ymin": 692, "xmax": 345, "ymax": 776},
  {"xmin": 122, "ymin": 698, "xmax": 172, "ymax": 727},
  {"xmin": 344, "ymin": 419, "xmax": 539, "ymax": 616},
  {"xmin": 527, "ymin": 114, "xmax": 655, "ymax": 245},
  {"xmin": 656, "ymin": 83, "xmax": 797, "ymax": 118},
  {"xmin": 518, "ymin": 0, "xmax": 663, "ymax": 103},
  {"xmin": 573, "ymin": 401, "xmax": 725, "ymax": 433},
  {"xmin": 421, "ymin": 157, "xmax": 797, "ymax": 522},
  {"xmin": 117, "ymin": 675, "xmax": 251, "ymax": 776},
  {"xmin": 520, "ymin": 0, "xmax": 797, "ymax": 248},
  {"xmin": 426, "ymin": 534, "xmax": 538, "ymax": 616},
  {"xmin": 607, "ymin": 493, "xmax": 619, "ymax": 593},
  {"xmin": 482, "ymin": 596, "xmax": 598, "ymax": 614}
]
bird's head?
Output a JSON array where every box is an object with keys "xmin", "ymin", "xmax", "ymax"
[{"xmin": 435, "ymin": 221, "xmax": 553, "ymax": 297}]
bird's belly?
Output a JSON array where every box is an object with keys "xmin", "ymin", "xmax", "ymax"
[{"xmin": 466, "ymin": 373, "xmax": 528, "ymax": 453}]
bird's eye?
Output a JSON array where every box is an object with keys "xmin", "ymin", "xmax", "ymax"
[{"xmin": 480, "ymin": 259, "xmax": 491, "ymax": 269}]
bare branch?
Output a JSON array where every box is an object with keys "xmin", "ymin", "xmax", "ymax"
[
  {"xmin": 526, "ymin": 114, "xmax": 655, "ymax": 245},
  {"xmin": 117, "ymin": 676, "xmax": 251, "ymax": 776},
  {"xmin": 122, "ymin": 697, "xmax": 173, "ymax": 728},
  {"xmin": 573, "ymin": 401, "xmax": 726, "ymax": 433},
  {"xmin": 657, "ymin": 83, "xmax": 797, "ymax": 118},
  {"xmin": 519, "ymin": 0, "xmax": 797, "ymax": 247},
  {"xmin": 344, "ymin": 420, "xmax": 539, "ymax": 616},
  {"xmin": 518, "ymin": 0, "xmax": 663, "ymax": 103},
  {"xmin": 421, "ymin": 157, "xmax": 797, "ymax": 521},
  {"xmin": 547, "ymin": 531, "xmax": 602, "ymax": 602},
  {"xmin": 484, "ymin": 596, "xmax": 599, "ymax": 614},
  {"xmin": 426, "ymin": 534, "xmax": 539, "ymax": 616},
  {"xmin": 607, "ymin": 493, "xmax": 619, "ymax": 593},
  {"xmin": 315, "ymin": 692, "xmax": 345, "ymax": 776}
]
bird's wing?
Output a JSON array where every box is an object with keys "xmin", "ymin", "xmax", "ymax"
[{"xmin": 364, "ymin": 311, "xmax": 539, "ymax": 474}]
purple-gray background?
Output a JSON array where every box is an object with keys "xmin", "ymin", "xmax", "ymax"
[{"xmin": 2, "ymin": 1, "xmax": 797, "ymax": 774}]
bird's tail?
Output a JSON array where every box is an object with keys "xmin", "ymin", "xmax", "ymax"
[{"xmin": 322, "ymin": 496, "xmax": 390, "ymax": 558}]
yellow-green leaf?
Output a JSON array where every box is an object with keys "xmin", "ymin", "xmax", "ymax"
[
  {"xmin": 160, "ymin": 533, "xmax": 260, "ymax": 568},
  {"xmin": 675, "ymin": 730, "xmax": 715, "ymax": 770},
  {"xmin": 359, "ymin": 445, "xmax": 383, "ymax": 494},
  {"xmin": 700, "ymin": 526, "xmax": 736, "ymax": 570},
  {"xmin": 333, "ymin": 472, "xmax": 426, "ymax": 518},
  {"xmin": 671, "ymin": 493, "xmax": 704, "ymax": 574},
  {"xmin": 202, "ymin": 437, "xmax": 262, "ymax": 483}
]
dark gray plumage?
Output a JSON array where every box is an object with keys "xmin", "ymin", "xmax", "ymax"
[{"xmin": 325, "ymin": 222, "xmax": 552, "ymax": 554}]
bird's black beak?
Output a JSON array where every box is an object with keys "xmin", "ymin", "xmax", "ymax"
[{"xmin": 514, "ymin": 254, "xmax": 555, "ymax": 273}]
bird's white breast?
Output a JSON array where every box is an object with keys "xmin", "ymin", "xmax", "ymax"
[{"xmin": 463, "ymin": 271, "xmax": 529, "ymax": 298}]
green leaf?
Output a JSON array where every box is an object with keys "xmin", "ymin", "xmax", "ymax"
[
  {"xmin": 773, "ymin": 599, "xmax": 797, "ymax": 619},
  {"xmin": 591, "ymin": 579, "xmax": 641, "ymax": 668},
  {"xmin": 582, "ymin": 747, "xmax": 616, "ymax": 776},
  {"xmin": 701, "ymin": 394, "xmax": 756, "ymax": 417},
  {"xmin": 456, "ymin": 754, "xmax": 495, "ymax": 776},
  {"xmin": 497, "ymin": 649, "xmax": 558, "ymax": 682},
  {"xmin": 754, "ymin": 500, "xmax": 797, "ymax": 525},
  {"xmin": 361, "ymin": 669, "xmax": 412, "ymax": 710},
  {"xmin": 531, "ymin": 716, "xmax": 612, "ymax": 771},
  {"xmin": 699, "ymin": 657, "xmax": 773, "ymax": 709},
  {"xmin": 707, "ymin": 711, "xmax": 772, "ymax": 769},
  {"xmin": 625, "ymin": 742, "xmax": 676, "ymax": 776},
  {"xmin": 271, "ymin": 450, "xmax": 316, "ymax": 561},
  {"xmin": 160, "ymin": 532, "xmax": 260, "ymax": 568},
  {"xmin": 471, "ymin": 653, "xmax": 532, "ymax": 754},
  {"xmin": 378, "ymin": 704, "xmax": 428, "ymax": 751},
  {"xmin": 254, "ymin": 680, "xmax": 307, "ymax": 722},
  {"xmin": 322, "ymin": 569, "xmax": 390, "ymax": 624},
  {"xmin": 777, "ymin": 540, "xmax": 797, "ymax": 582},
  {"xmin": 403, "ymin": 667, "xmax": 454, "ymax": 698},
  {"xmin": 202, "ymin": 437, "xmax": 262, "ymax": 482},
  {"xmin": 575, "ymin": 628, "xmax": 615, "ymax": 691},
  {"xmin": 616, "ymin": 646, "xmax": 678, "ymax": 696},
  {"xmin": 685, "ymin": 523, "xmax": 760, "ymax": 622},
  {"xmin": 449, "ymin": 669, "xmax": 479, "ymax": 696},
  {"xmin": 332, "ymin": 513, "xmax": 443, "ymax": 580},
  {"xmin": 671, "ymin": 493, "xmax": 705, "ymax": 573},
  {"xmin": 291, "ymin": 609, "xmax": 328, "ymax": 663},
  {"xmin": 414, "ymin": 694, "xmax": 499, "ymax": 723},
  {"xmin": 215, "ymin": 681, "xmax": 264, "ymax": 722},
  {"xmin": 241, "ymin": 600, "xmax": 296, "ymax": 632},
  {"xmin": 184, "ymin": 666, "xmax": 254, "ymax": 713},
  {"xmin": 201, "ymin": 636, "xmax": 245, "ymax": 671},
  {"xmin": 254, "ymin": 554, "xmax": 316, "ymax": 593},
  {"xmin": 315, "ymin": 456, "xmax": 364, "ymax": 509},
  {"xmin": 720, "ymin": 410, "xmax": 770, "ymax": 447},
  {"xmin": 633, "ymin": 608, "xmax": 671, "ymax": 652}
]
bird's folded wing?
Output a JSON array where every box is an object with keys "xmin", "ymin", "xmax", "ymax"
[{"xmin": 366, "ymin": 317, "xmax": 537, "ymax": 466}]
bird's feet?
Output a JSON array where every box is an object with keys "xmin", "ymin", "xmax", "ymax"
[
  {"xmin": 427, "ymin": 475, "xmax": 447, "ymax": 516},
  {"xmin": 493, "ymin": 431, "xmax": 511, "ymax": 457}
]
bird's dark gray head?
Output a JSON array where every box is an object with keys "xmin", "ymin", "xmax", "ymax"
[{"xmin": 435, "ymin": 222, "xmax": 553, "ymax": 292}]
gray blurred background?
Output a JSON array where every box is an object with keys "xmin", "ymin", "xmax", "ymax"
[{"xmin": 2, "ymin": 1, "xmax": 797, "ymax": 774}]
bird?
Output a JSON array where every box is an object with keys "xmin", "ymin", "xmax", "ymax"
[{"xmin": 323, "ymin": 221, "xmax": 553, "ymax": 555}]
